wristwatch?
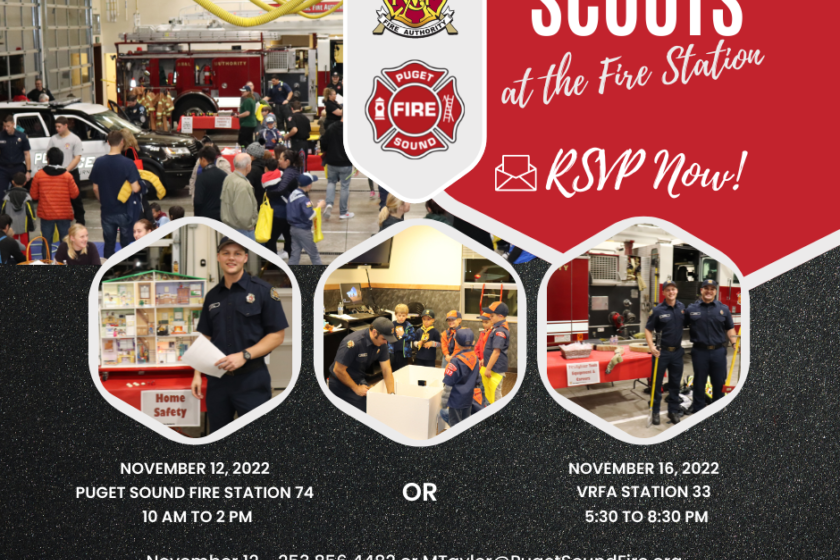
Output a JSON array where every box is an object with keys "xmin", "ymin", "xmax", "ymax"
[{"xmin": 243, "ymin": 350, "xmax": 252, "ymax": 361}]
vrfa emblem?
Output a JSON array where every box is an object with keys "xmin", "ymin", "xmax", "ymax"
[
  {"xmin": 373, "ymin": 0, "xmax": 457, "ymax": 38},
  {"xmin": 365, "ymin": 60, "xmax": 464, "ymax": 159}
]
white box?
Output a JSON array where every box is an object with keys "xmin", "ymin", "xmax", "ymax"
[{"xmin": 367, "ymin": 365, "xmax": 444, "ymax": 441}]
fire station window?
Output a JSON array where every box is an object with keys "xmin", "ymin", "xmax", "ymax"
[
  {"xmin": 463, "ymin": 258, "xmax": 514, "ymax": 284},
  {"xmin": 64, "ymin": 118, "xmax": 107, "ymax": 142},
  {"xmin": 462, "ymin": 258, "xmax": 518, "ymax": 321},
  {"xmin": 700, "ymin": 258, "xmax": 719, "ymax": 282},
  {"xmin": 462, "ymin": 285, "xmax": 518, "ymax": 321},
  {"xmin": 15, "ymin": 116, "xmax": 47, "ymax": 139}
]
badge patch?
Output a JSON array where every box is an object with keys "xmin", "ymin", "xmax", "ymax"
[
  {"xmin": 496, "ymin": 332, "xmax": 506, "ymax": 338},
  {"xmin": 366, "ymin": 60, "xmax": 464, "ymax": 159},
  {"xmin": 720, "ymin": 310, "xmax": 725, "ymax": 315},
  {"xmin": 444, "ymin": 363, "xmax": 456, "ymax": 376},
  {"xmin": 209, "ymin": 302, "xmax": 221, "ymax": 310},
  {"xmin": 271, "ymin": 288, "xmax": 282, "ymax": 301},
  {"xmin": 373, "ymin": 0, "xmax": 457, "ymax": 38},
  {"xmin": 246, "ymin": 293, "xmax": 255, "ymax": 303},
  {"xmin": 347, "ymin": 340, "xmax": 355, "ymax": 348}
]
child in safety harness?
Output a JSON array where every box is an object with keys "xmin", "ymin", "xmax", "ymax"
[
  {"xmin": 439, "ymin": 329, "xmax": 481, "ymax": 428},
  {"xmin": 413, "ymin": 308, "xmax": 441, "ymax": 367}
]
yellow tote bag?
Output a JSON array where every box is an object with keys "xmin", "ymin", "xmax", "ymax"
[
  {"xmin": 313, "ymin": 207, "xmax": 324, "ymax": 243},
  {"xmin": 255, "ymin": 194, "xmax": 274, "ymax": 243}
]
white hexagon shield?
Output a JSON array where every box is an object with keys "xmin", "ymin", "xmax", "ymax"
[{"xmin": 344, "ymin": 0, "xmax": 486, "ymax": 203}]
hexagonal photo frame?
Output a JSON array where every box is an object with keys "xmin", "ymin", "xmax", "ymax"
[
  {"xmin": 538, "ymin": 218, "xmax": 749, "ymax": 444},
  {"xmin": 87, "ymin": 217, "xmax": 302, "ymax": 444},
  {"xmin": 315, "ymin": 219, "xmax": 527, "ymax": 446}
]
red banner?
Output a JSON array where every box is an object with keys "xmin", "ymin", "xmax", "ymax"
[{"xmin": 444, "ymin": 0, "xmax": 840, "ymax": 276}]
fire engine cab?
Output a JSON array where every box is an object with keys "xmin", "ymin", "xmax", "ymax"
[
  {"xmin": 115, "ymin": 28, "xmax": 318, "ymax": 123},
  {"xmin": 546, "ymin": 229, "xmax": 742, "ymax": 347}
]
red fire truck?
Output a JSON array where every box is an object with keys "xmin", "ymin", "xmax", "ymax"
[
  {"xmin": 115, "ymin": 29, "xmax": 318, "ymax": 123},
  {"xmin": 546, "ymin": 238, "xmax": 742, "ymax": 347}
]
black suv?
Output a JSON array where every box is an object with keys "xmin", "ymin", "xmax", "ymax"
[{"xmin": 0, "ymin": 98, "xmax": 201, "ymax": 194}]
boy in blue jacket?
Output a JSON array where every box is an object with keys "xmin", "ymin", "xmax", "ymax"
[
  {"xmin": 413, "ymin": 308, "xmax": 441, "ymax": 367},
  {"xmin": 440, "ymin": 329, "xmax": 481, "ymax": 428},
  {"xmin": 286, "ymin": 173, "xmax": 325, "ymax": 265}
]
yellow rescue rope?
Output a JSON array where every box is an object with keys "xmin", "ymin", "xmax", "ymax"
[
  {"xmin": 247, "ymin": 0, "xmax": 344, "ymax": 20},
  {"xmin": 191, "ymin": 0, "xmax": 341, "ymax": 27}
]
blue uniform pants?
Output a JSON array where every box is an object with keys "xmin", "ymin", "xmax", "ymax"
[
  {"xmin": 652, "ymin": 348, "xmax": 684, "ymax": 414},
  {"xmin": 206, "ymin": 368, "xmax": 271, "ymax": 433},
  {"xmin": 414, "ymin": 358, "xmax": 436, "ymax": 368},
  {"xmin": 690, "ymin": 346, "xmax": 727, "ymax": 412},
  {"xmin": 328, "ymin": 376, "xmax": 366, "ymax": 412}
]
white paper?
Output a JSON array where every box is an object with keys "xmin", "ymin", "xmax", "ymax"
[
  {"xmin": 215, "ymin": 116, "xmax": 232, "ymax": 129},
  {"xmin": 181, "ymin": 116, "xmax": 193, "ymax": 133},
  {"xmin": 182, "ymin": 335, "xmax": 227, "ymax": 378},
  {"xmin": 567, "ymin": 361, "xmax": 600, "ymax": 387}
]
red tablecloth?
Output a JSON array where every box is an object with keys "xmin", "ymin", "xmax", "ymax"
[
  {"xmin": 179, "ymin": 116, "xmax": 240, "ymax": 131},
  {"xmin": 547, "ymin": 350, "xmax": 652, "ymax": 389},
  {"xmin": 220, "ymin": 153, "xmax": 324, "ymax": 172},
  {"xmin": 100, "ymin": 369, "xmax": 207, "ymax": 412}
]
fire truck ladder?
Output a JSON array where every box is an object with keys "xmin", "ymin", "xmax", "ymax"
[{"xmin": 442, "ymin": 95, "xmax": 454, "ymax": 123}]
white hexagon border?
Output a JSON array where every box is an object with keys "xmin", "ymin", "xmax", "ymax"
[
  {"xmin": 87, "ymin": 217, "xmax": 303, "ymax": 445},
  {"xmin": 537, "ymin": 217, "xmax": 751, "ymax": 445},
  {"xmin": 314, "ymin": 219, "xmax": 527, "ymax": 447}
]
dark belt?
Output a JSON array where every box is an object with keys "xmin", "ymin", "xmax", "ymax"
[
  {"xmin": 225, "ymin": 358, "xmax": 266, "ymax": 377},
  {"xmin": 693, "ymin": 343, "xmax": 724, "ymax": 350},
  {"xmin": 662, "ymin": 346, "xmax": 680, "ymax": 352}
]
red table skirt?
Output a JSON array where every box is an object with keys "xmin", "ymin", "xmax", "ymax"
[
  {"xmin": 547, "ymin": 349, "xmax": 652, "ymax": 389},
  {"xmin": 100, "ymin": 369, "xmax": 207, "ymax": 412},
  {"xmin": 220, "ymin": 153, "xmax": 324, "ymax": 172}
]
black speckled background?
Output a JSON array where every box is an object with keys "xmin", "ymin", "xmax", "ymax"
[{"xmin": 1, "ymin": 255, "xmax": 838, "ymax": 560}]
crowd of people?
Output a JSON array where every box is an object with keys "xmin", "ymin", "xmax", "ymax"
[{"xmin": 1, "ymin": 72, "xmax": 505, "ymax": 266}]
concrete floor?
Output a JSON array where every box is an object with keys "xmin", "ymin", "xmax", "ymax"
[
  {"xmin": 84, "ymin": 171, "xmax": 427, "ymax": 265},
  {"xmin": 557, "ymin": 348, "xmax": 742, "ymax": 438}
]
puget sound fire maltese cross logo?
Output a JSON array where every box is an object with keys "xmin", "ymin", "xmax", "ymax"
[{"xmin": 365, "ymin": 60, "xmax": 465, "ymax": 159}]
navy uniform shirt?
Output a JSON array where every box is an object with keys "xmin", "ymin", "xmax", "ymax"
[
  {"xmin": 330, "ymin": 328, "xmax": 390, "ymax": 384},
  {"xmin": 286, "ymin": 188, "xmax": 315, "ymax": 229},
  {"xmin": 484, "ymin": 321, "xmax": 510, "ymax": 373},
  {"xmin": 645, "ymin": 300, "xmax": 686, "ymax": 348},
  {"xmin": 268, "ymin": 82, "xmax": 292, "ymax": 104},
  {"xmin": 443, "ymin": 350, "xmax": 480, "ymax": 410},
  {"xmin": 125, "ymin": 104, "xmax": 148, "ymax": 127},
  {"xmin": 0, "ymin": 129, "xmax": 31, "ymax": 166},
  {"xmin": 686, "ymin": 299, "xmax": 735, "ymax": 346},
  {"xmin": 196, "ymin": 272, "xmax": 289, "ymax": 370}
]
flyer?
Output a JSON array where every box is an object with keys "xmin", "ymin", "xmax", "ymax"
[{"xmin": 2, "ymin": 1, "xmax": 838, "ymax": 559}]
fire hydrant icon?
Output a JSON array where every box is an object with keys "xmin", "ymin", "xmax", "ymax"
[{"xmin": 375, "ymin": 97, "xmax": 386, "ymax": 120}]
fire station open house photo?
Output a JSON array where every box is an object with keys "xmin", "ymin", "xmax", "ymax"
[
  {"xmin": 0, "ymin": 1, "xmax": 421, "ymax": 265},
  {"xmin": 544, "ymin": 224, "xmax": 744, "ymax": 438}
]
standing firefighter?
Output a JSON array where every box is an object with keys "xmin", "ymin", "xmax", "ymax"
[
  {"xmin": 644, "ymin": 280, "xmax": 686, "ymax": 426},
  {"xmin": 686, "ymin": 279, "xmax": 738, "ymax": 413}
]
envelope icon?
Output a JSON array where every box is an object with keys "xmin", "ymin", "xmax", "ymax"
[{"xmin": 495, "ymin": 155, "xmax": 537, "ymax": 192}]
